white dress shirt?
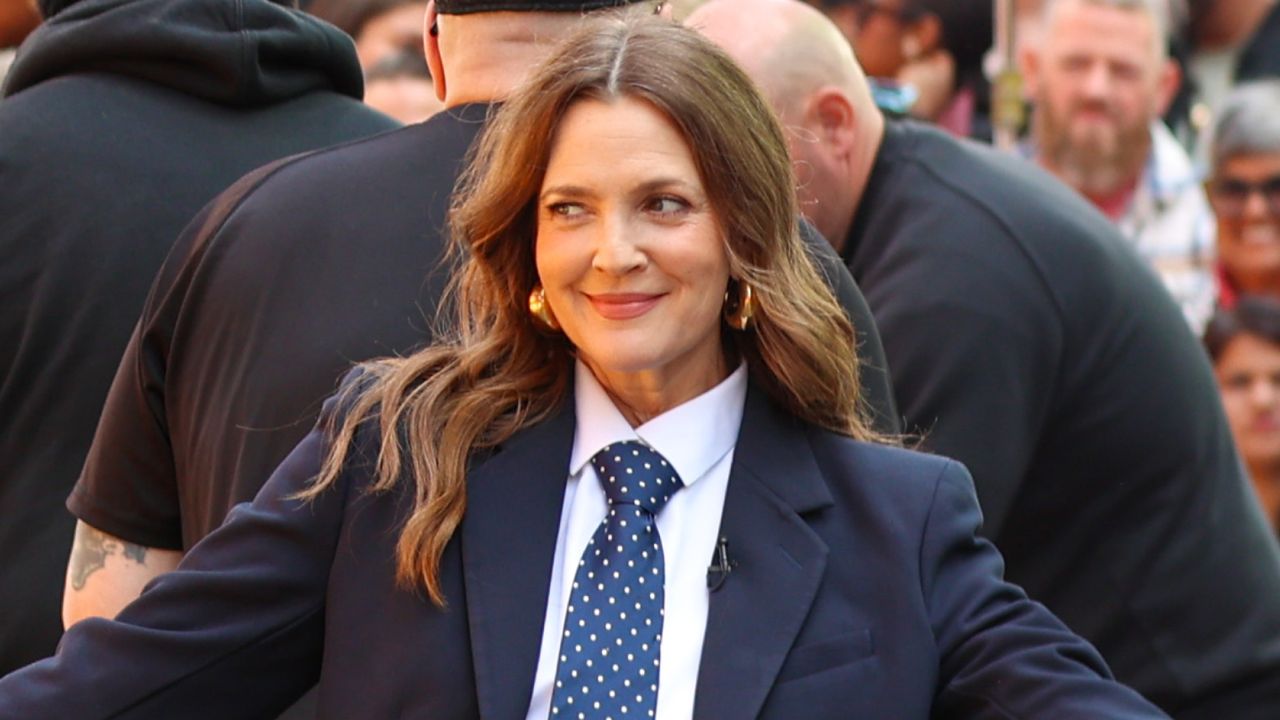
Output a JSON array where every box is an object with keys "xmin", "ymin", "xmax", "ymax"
[{"xmin": 524, "ymin": 360, "xmax": 747, "ymax": 720}]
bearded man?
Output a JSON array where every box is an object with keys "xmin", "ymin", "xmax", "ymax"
[{"xmin": 1024, "ymin": 0, "xmax": 1216, "ymax": 332}]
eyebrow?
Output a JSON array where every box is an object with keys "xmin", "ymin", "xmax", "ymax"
[
  {"xmin": 539, "ymin": 177, "xmax": 702, "ymax": 203},
  {"xmin": 539, "ymin": 184, "xmax": 594, "ymax": 202}
]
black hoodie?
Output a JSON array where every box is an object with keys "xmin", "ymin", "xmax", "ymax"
[
  {"xmin": 5, "ymin": 0, "xmax": 362, "ymax": 102},
  {"xmin": 0, "ymin": 0, "xmax": 398, "ymax": 674}
]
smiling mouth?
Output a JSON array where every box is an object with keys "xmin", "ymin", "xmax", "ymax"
[
  {"xmin": 1249, "ymin": 423, "xmax": 1280, "ymax": 437},
  {"xmin": 587, "ymin": 293, "xmax": 663, "ymax": 320},
  {"xmin": 1240, "ymin": 225, "xmax": 1280, "ymax": 246}
]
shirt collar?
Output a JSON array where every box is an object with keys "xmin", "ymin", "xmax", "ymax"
[
  {"xmin": 1144, "ymin": 121, "xmax": 1202, "ymax": 200},
  {"xmin": 570, "ymin": 360, "xmax": 748, "ymax": 489}
]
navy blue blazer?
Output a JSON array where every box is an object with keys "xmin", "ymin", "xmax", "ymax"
[{"xmin": 0, "ymin": 380, "xmax": 1164, "ymax": 719}]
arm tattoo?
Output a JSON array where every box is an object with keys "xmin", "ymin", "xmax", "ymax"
[
  {"xmin": 69, "ymin": 525, "xmax": 150, "ymax": 591},
  {"xmin": 122, "ymin": 542, "xmax": 147, "ymax": 564}
]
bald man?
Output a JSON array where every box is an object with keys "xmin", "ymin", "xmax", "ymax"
[{"xmin": 690, "ymin": 0, "xmax": 1280, "ymax": 716}]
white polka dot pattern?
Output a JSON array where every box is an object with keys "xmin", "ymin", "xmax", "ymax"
[{"xmin": 548, "ymin": 441, "xmax": 683, "ymax": 720}]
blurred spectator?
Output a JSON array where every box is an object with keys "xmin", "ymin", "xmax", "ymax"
[
  {"xmin": 1188, "ymin": 0, "xmax": 1280, "ymax": 128},
  {"xmin": 1207, "ymin": 80, "xmax": 1280, "ymax": 307},
  {"xmin": 0, "ymin": 0, "xmax": 396, "ymax": 676},
  {"xmin": 1021, "ymin": 2, "xmax": 1204, "ymax": 159},
  {"xmin": 1023, "ymin": 0, "xmax": 1216, "ymax": 332},
  {"xmin": 0, "ymin": 0, "xmax": 37, "ymax": 44},
  {"xmin": 809, "ymin": 0, "xmax": 992, "ymax": 139},
  {"xmin": 310, "ymin": 0, "xmax": 427, "ymax": 70},
  {"xmin": 310, "ymin": 0, "xmax": 440, "ymax": 122},
  {"xmin": 1205, "ymin": 295, "xmax": 1280, "ymax": 535},
  {"xmin": 0, "ymin": 0, "xmax": 39, "ymax": 86},
  {"xmin": 363, "ymin": 46, "xmax": 442, "ymax": 123}
]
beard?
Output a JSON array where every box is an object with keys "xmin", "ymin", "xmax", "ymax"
[{"xmin": 1034, "ymin": 98, "xmax": 1152, "ymax": 197}]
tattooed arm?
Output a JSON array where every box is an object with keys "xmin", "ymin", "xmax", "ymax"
[{"xmin": 61, "ymin": 521, "xmax": 182, "ymax": 628}]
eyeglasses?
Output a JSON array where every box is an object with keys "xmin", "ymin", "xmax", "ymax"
[{"xmin": 1206, "ymin": 175, "xmax": 1280, "ymax": 219}]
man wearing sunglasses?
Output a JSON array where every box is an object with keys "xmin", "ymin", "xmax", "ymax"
[{"xmin": 1207, "ymin": 80, "xmax": 1280, "ymax": 308}]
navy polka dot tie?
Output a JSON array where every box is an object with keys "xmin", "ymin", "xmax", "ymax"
[{"xmin": 549, "ymin": 440, "xmax": 684, "ymax": 720}]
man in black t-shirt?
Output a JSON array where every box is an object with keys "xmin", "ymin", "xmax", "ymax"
[
  {"xmin": 0, "ymin": 0, "xmax": 397, "ymax": 674},
  {"xmin": 65, "ymin": 0, "xmax": 897, "ymax": 632},
  {"xmin": 692, "ymin": 0, "xmax": 1280, "ymax": 716}
]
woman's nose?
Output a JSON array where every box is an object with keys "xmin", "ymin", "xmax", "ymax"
[
  {"xmin": 591, "ymin": 215, "xmax": 647, "ymax": 275},
  {"xmin": 1250, "ymin": 378, "xmax": 1280, "ymax": 408},
  {"xmin": 1241, "ymin": 188, "xmax": 1272, "ymax": 222}
]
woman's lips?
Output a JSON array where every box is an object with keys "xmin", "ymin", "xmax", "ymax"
[
  {"xmin": 587, "ymin": 293, "xmax": 662, "ymax": 320},
  {"xmin": 1249, "ymin": 415, "xmax": 1280, "ymax": 433},
  {"xmin": 1240, "ymin": 224, "xmax": 1280, "ymax": 246}
]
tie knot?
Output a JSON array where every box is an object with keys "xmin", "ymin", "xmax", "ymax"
[{"xmin": 591, "ymin": 440, "xmax": 683, "ymax": 515}]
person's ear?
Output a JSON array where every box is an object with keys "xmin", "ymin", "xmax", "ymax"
[
  {"xmin": 902, "ymin": 12, "xmax": 942, "ymax": 60},
  {"xmin": 807, "ymin": 87, "xmax": 858, "ymax": 156},
  {"xmin": 1153, "ymin": 57, "xmax": 1181, "ymax": 118},
  {"xmin": 1019, "ymin": 43, "xmax": 1041, "ymax": 99},
  {"xmin": 424, "ymin": 0, "xmax": 446, "ymax": 102}
]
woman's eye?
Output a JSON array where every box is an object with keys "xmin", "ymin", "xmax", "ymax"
[
  {"xmin": 1224, "ymin": 374, "xmax": 1253, "ymax": 391},
  {"xmin": 548, "ymin": 202, "xmax": 585, "ymax": 218},
  {"xmin": 647, "ymin": 196, "xmax": 688, "ymax": 215}
]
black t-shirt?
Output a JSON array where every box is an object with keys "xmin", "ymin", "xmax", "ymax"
[
  {"xmin": 843, "ymin": 120, "xmax": 1280, "ymax": 717},
  {"xmin": 70, "ymin": 105, "xmax": 899, "ymax": 551},
  {"xmin": 0, "ymin": 0, "xmax": 397, "ymax": 673}
]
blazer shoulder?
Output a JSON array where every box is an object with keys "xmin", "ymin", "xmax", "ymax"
[
  {"xmin": 812, "ymin": 431, "xmax": 955, "ymax": 476},
  {"xmin": 807, "ymin": 430, "xmax": 972, "ymax": 509}
]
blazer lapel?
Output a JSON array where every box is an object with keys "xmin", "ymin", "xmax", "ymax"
[
  {"xmin": 693, "ymin": 387, "xmax": 834, "ymax": 720},
  {"xmin": 462, "ymin": 400, "xmax": 576, "ymax": 720}
]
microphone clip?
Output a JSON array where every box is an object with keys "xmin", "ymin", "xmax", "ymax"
[{"xmin": 706, "ymin": 537, "xmax": 737, "ymax": 592}]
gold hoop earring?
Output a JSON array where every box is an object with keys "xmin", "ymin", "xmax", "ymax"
[
  {"xmin": 529, "ymin": 285, "xmax": 560, "ymax": 331},
  {"xmin": 724, "ymin": 282, "xmax": 756, "ymax": 331}
]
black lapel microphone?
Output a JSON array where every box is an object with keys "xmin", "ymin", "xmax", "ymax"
[{"xmin": 706, "ymin": 537, "xmax": 736, "ymax": 592}]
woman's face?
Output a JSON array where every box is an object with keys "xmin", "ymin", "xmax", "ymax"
[
  {"xmin": 1216, "ymin": 332, "xmax": 1280, "ymax": 473},
  {"xmin": 835, "ymin": 1, "xmax": 917, "ymax": 79},
  {"xmin": 354, "ymin": 3, "xmax": 428, "ymax": 70},
  {"xmin": 1212, "ymin": 152, "xmax": 1280, "ymax": 295},
  {"xmin": 535, "ymin": 96, "xmax": 732, "ymax": 406}
]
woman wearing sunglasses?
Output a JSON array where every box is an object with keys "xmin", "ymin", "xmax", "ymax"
[{"xmin": 1207, "ymin": 80, "xmax": 1280, "ymax": 308}]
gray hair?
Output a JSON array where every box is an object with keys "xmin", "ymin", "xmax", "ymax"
[
  {"xmin": 1212, "ymin": 80, "xmax": 1280, "ymax": 170},
  {"xmin": 1042, "ymin": 0, "xmax": 1171, "ymax": 60}
]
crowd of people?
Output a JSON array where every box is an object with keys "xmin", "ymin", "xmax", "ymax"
[{"xmin": 0, "ymin": 0, "xmax": 1278, "ymax": 718}]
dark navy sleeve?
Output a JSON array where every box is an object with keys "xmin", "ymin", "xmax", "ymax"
[{"xmin": 923, "ymin": 461, "xmax": 1168, "ymax": 718}]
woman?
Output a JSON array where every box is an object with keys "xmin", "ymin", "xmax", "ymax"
[
  {"xmin": 1205, "ymin": 296, "xmax": 1280, "ymax": 535},
  {"xmin": 1208, "ymin": 80, "xmax": 1280, "ymax": 308},
  {"xmin": 813, "ymin": 0, "xmax": 991, "ymax": 139},
  {"xmin": 309, "ymin": 0, "xmax": 428, "ymax": 70},
  {"xmin": 0, "ymin": 12, "xmax": 1162, "ymax": 719}
]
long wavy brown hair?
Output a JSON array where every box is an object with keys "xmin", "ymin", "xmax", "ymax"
[{"xmin": 305, "ymin": 10, "xmax": 873, "ymax": 605}]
